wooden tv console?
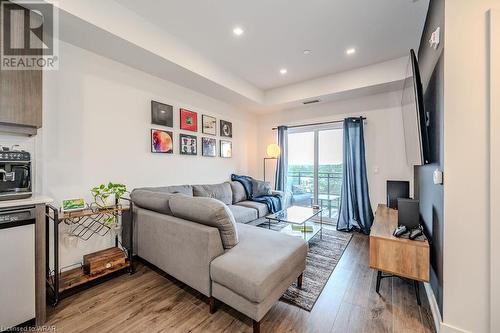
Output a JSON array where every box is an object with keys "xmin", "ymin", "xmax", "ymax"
[{"xmin": 369, "ymin": 204, "xmax": 430, "ymax": 305}]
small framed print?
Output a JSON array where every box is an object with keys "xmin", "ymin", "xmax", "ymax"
[
  {"xmin": 220, "ymin": 120, "xmax": 232, "ymax": 138},
  {"xmin": 61, "ymin": 198, "xmax": 85, "ymax": 212},
  {"xmin": 180, "ymin": 134, "xmax": 197, "ymax": 155},
  {"xmin": 151, "ymin": 101, "xmax": 173, "ymax": 127},
  {"xmin": 151, "ymin": 129, "xmax": 173, "ymax": 153},
  {"xmin": 220, "ymin": 140, "xmax": 232, "ymax": 158},
  {"xmin": 202, "ymin": 115, "xmax": 216, "ymax": 136},
  {"xmin": 180, "ymin": 108, "xmax": 198, "ymax": 132},
  {"xmin": 202, "ymin": 137, "xmax": 217, "ymax": 157}
]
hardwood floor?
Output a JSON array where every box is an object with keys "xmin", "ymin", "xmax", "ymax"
[{"xmin": 46, "ymin": 234, "xmax": 435, "ymax": 333}]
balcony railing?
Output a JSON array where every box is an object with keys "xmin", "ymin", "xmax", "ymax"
[{"xmin": 287, "ymin": 171, "xmax": 343, "ymax": 220}]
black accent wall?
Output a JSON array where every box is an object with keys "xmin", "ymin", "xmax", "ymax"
[{"xmin": 414, "ymin": 0, "xmax": 444, "ymax": 314}]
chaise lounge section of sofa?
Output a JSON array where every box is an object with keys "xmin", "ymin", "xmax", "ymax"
[{"xmin": 130, "ymin": 181, "xmax": 307, "ymax": 333}]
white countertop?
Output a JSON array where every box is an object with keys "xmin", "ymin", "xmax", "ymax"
[{"xmin": 0, "ymin": 194, "xmax": 53, "ymax": 209}]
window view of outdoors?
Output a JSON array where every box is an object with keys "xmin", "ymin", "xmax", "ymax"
[{"xmin": 287, "ymin": 129, "xmax": 343, "ymax": 221}]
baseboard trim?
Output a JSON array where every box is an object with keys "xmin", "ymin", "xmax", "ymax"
[
  {"xmin": 440, "ymin": 322, "xmax": 471, "ymax": 333},
  {"xmin": 424, "ymin": 282, "xmax": 442, "ymax": 333},
  {"xmin": 422, "ymin": 283, "xmax": 472, "ymax": 333}
]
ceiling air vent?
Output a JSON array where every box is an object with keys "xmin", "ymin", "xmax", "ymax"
[{"xmin": 303, "ymin": 99, "xmax": 320, "ymax": 105}]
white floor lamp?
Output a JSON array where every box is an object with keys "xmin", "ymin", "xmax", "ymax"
[{"xmin": 263, "ymin": 143, "xmax": 280, "ymax": 182}]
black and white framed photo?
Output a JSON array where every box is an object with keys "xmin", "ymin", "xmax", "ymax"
[
  {"xmin": 151, "ymin": 100, "xmax": 173, "ymax": 127},
  {"xmin": 202, "ymin": 115, "xmax": 217, "ymax": 135},
  {"xmin": 220, "ymin": 140, "xmax": 232, "ymax": 158},
  {"xmin": 220, "ymin": 120, "xmax": 232, "ymax": 138},
  {"xmin": 180, "ymin": 134, "xmax": 197, "ymax": 155},
  {"xmin": 202, "ymin": 137, "xmax": 217, "ymax": 157}
]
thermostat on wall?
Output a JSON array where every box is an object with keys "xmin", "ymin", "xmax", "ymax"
[
  {"xmin": 433, "ymin": 169, "xmax": 443, "ymax": 185},
  {"xmin": 429, "ymin": 27, "xmax": 440, "ymax": 50}
]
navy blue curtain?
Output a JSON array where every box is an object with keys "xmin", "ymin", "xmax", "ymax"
[
  {"xmin": 275, "ymin": 126, "xmax": 288, "ymax": 191},
  {"xmin": 337, "ymin": 117, "xmax": 374, "ymax": 234}
]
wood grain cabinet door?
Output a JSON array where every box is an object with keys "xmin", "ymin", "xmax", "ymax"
[{"xmin": 0, "ymin": 3, "xmax": 42, "ymax": 128}]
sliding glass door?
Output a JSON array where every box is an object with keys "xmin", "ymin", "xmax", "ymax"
[
  {"xmin": 318, "ymin": 129, "xmax": 343, "ymax": 219},
  {"xmin": 287, "ymin": 125, "xmax": 343, "ymax": 221},
  {"xmin": 287, "ymin": 131, "xmax": 315, "ymax": 207}
]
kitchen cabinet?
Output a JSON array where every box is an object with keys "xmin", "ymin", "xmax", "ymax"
[{"xmin": 0, "ymin": 2, "xmax": 42, "ymax": 132}]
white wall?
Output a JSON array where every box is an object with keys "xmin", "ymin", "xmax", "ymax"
[
  {"xmin": 489, "ymin": 10, "xmax": 500, "ymax": 333},
  {"xmin": 0, "ymin": 38, "xmax": 413, "ymax": 293},
  {"xmin": 257, "ymin": 90, "xmax": 413, "ymax": 210},
  {"xmin": 33, "ymin": 41, "xmax": 258, "ymax": 267},
  {"xmin": 442, "ymin": 1, "xmax": 500, "ymax": 333}
]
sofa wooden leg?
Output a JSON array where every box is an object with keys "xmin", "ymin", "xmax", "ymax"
[
  {"xmin": 209, "ymin": 296, "xmax": 217, "ymax": 314},
  {"xmin": 297, "ymin": 273, "xmax": 303, "ymax": 289},
  {"xmin": 253, "ymin": 320, "xmax": 261, "ymax": 333}
]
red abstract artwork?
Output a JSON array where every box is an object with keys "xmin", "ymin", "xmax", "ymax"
[{"xmin": 180, "ymin": 109, "xmax": 198, "ymax": 132}]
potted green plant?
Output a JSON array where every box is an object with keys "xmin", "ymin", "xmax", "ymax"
[{"xmin": 90, "ymin": 182, "xmax": 128, "ymax": 227}]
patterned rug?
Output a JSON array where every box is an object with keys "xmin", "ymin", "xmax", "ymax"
[{"xmin": 257, "ymin": 221, "xmax": 353, "ymax": 311}]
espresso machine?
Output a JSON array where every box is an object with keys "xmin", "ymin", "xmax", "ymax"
[{"xmin": 0, "ymin": 145, "xmax": 32, "ymax": 201}]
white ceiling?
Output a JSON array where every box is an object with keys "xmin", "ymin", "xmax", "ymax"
[{"xmin": 117, "ymin": 0, "xmax": 429, "ymax": 90}]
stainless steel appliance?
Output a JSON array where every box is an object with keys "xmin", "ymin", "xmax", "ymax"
[
  {"xmin": 0, "ymin": 206, "xmax": 36, "ymax": 329},
  {"xmin": 0, "ymin": 146, "xmax": 32, "ymax": 201}
]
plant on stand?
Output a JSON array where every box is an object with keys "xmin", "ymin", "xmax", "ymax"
[{"xmin": 90, "ymin": 182, "xmax": 128, "ymax": 229}]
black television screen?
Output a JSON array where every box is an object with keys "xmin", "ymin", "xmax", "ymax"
[{"xmin": 401, "ymin": 49, "xmax": 430, "ymax": 165}]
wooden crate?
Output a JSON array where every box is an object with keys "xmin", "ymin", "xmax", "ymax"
[{"xmin": 83, "ymin": 247, "xmax": 127, "ymax": 276}]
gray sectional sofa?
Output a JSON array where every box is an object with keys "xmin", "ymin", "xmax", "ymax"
[{"xmin": 130, "ymin": 181, "xmax": 307, "ymax": 333}]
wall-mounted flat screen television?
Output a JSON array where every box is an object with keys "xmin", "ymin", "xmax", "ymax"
[{"xmin": 401, "ymin": 49, "xmax": 430, "ymax": 166}]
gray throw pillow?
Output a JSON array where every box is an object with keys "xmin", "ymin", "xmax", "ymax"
[
  {"xmin": 252, "ymin": 179, "xmax": 272, "ymax": 197},
  {"xmin": 192, "ymin": 183, "xmax": 232, "ymax": 205},
  {"xmin": 169, "ymin": 196, "xmax": 239, "ymax": 249},
  {"xmin": 229, "ymin": 181, "xmax": 247, "ymax": 203},
  {"xmin": 130, "ymin": 189, "xmax": 181, "ymax": 215}
]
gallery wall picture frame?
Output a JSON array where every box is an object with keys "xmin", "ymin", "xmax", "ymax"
[
  {"xmin": 202, "ymin": 115, "xmax": 217, "ymax": 136},
  {"xmin": 220, "ymin": 140, "xmax": 232, "ymax": 158},
  {"xmin": 151, "ymin": 129, "xmax": 174, "ymax": 153},
  {"xmin": 180, "ymin": 108, "xmax": 198, "ymax": 132},
  {"xmin": 151, "ymin": 101, "xmax": 174, "ymax": 127},
  {"xmin": 180, "ymin": 134, "xmax": 197, "ymax": 155},
  {"xmin": 202, "ymin": 137, "xmax": 217, "ymax": 157},
  {"xmin": 220, "ymin": 119, "xmax": 232, "ymax": 138}
]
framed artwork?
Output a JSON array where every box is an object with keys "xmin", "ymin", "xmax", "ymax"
[
  {"xmin": 151, "ymin": 101, "xmax": 173, "ymax": 127},
  {"xmin": 61, "ymin": 198, "xmax": 85, "ymax": 212},
  {"xmin": 220, "ymin": 120, "xmax": 232, "ymax": 138},
  {"xmin": 202, "ymin": 115, "xmax": 217, "ymax": 135},
  {"xmin": 202, "ymin": 137, "xmax": 217, "ymax": 157},
  {"xmin": 220, "ymin": 140, "xmax": 232, "ymax": 158},
  {"xmin": 151, "ymin": 129, "xmax": 173, "ymax": 153},
  {"xmin": 180, "ymin": 134, "xmax": 197, "ymax": 155},
  {"xmin": 180, "ymin": 108, "xmax": 198, "ymax": 132}
]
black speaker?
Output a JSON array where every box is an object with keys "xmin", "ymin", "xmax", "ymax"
[
  {"xmin": 387, "ymin": 180, "xmax": 410, "ymax": 209},
  {"xmin": 397, "ymin": 198, "xmax": 420, "ymax": 229}
]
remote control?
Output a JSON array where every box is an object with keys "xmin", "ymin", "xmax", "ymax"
[
  {"xmin": 409, "ymin": 228, "xmax": 423, "ymax": 240},
  {"xmin": 393, "ymin": 225, "xmax": 408, "ymax": 237}
]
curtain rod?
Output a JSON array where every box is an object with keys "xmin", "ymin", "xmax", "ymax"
[{"xmin": 271, "ymin": 117, "xmax": 366, "ymax": 130}]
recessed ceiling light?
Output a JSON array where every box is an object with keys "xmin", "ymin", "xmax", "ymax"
[
  {"xmin": 280, "ymin": 68, "xmax": 288, "ymax": 75},
  {"xmin": 346, "ymin": 48, "xmax": 356, "ymax": 55},
  {"xmin": 233, "ymin": 27, "xmax": 244, "ymax": 36},
  {"xmin": 303, "ymin": 49, "xmax": 312, "ymax": 55}
]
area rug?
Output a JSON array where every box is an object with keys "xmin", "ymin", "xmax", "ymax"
[{"xmin": 257, "ymin": 221, "xmax": 353, "ymax": 311}]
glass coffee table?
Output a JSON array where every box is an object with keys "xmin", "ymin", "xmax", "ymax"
[{"xmin": 266, "ymin": 206, "xmax": 323, "ymax": 243}]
